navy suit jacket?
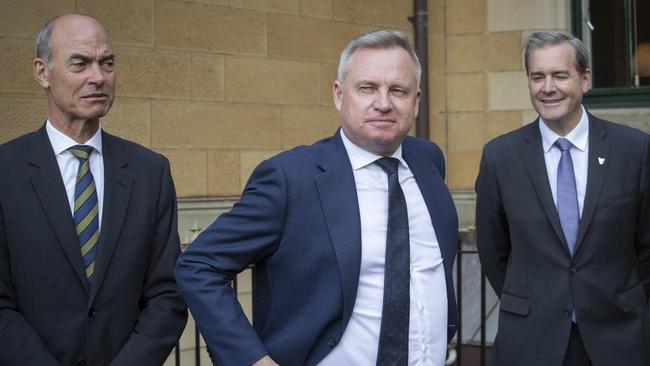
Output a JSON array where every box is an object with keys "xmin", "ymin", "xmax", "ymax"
[
  {"xmin": 0, "ymin": 126, "xmax": 187, "ymax": 366},
  {"xmin": 176, "ymin": 130, "xmax": 459, "ymax": 366},
  {"xmin": 476, "ymin": 114, "xmax": 650, "ymax": 365}
]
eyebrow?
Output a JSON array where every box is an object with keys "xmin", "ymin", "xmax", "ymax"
[
  {"xmin": 530, "ymin": 69, "xmax": 570, "ymax": 74},
  {"xmin": 355, "ymin": 80, "xmax": 378, "ymax": 87},
  {"xmin": 68, "ymin": 53, "xmax": 115, "ymax": 62}
]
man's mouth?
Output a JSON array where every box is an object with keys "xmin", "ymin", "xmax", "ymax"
[
  {"xmin": 366, "ymin": 118, "xmax": 396, "ymax": 123},
  {"xmin": 540, "ymin": 98, "xmax": 563, "ymax": 105},
  {"xmin": 82, "ymin": 93, "xmax": 108, "ymax": 100}
]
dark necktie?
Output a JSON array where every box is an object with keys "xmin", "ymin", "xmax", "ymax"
[
  {"xmin": 375, "ymin": 157, "xmax": 410, "ymax": 366},
  {"xmin": 555, "ymin": 138, "xmax": 580, "ymax": 256},
  {"xmin": 69, "ymin": 145, "xmax": 99, "ymax": 284}
]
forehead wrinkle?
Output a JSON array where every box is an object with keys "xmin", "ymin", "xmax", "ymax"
[{"xmin": 49, "ymin": 17, "xmax": 112, "ymax": 58}]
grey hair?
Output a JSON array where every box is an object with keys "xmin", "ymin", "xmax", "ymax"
[
  {"xmin": 35, "ymin": 14, "xmax": 110, "ymax": 67},
  {"xmin": 337, "ymin": 29, "xmax": 422, "ymax": 87},
  {"xmin": 523, "ymin": 31, "xmax": 590, "ymax": 75},
  {"xmin": 35, "ymin": 15, "xmax": 61, "ymax": 65}
]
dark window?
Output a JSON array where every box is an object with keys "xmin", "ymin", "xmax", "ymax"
[{"xmin": 572, "ymin": 0, "xmax": 650, "ymax": 107}]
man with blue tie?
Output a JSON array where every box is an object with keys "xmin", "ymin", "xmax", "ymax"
[
  {"xmin": 175, "ymin": 30, "xmax": 459, "ymax": 366},
  {"xmin": 476, "ymin": 31, "xmax": 650, "ymax": 365},
  {"xmin": 0, "ymin": 14, "xmax": 187, "ymax": 365}
]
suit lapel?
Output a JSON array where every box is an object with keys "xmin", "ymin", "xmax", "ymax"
[
  {"xmin": 574, "ymin": 116, "xmax": 609, "ymax": 253},
  {"xmin": 28, "ymin": 127, "xmax": 90, "ymax": 290},
  {"xmin": 521, "ymin": 121, "xmax": 569, "ymax": 254},
  {"xmin": 314, "ymin": 131, "xmax": 361, "ymax": 329},
  {"xmin": 90, "ymin": 132, "xmax": 133, "ymax": 302}
]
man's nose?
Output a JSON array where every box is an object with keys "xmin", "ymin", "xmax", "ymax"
[
  {"xmin": 373, "ymin": 90, "xmax": 392, "ymax": 112},
  {"xmin": 541, "ymin": 77, "xmax": 556, "ymax": 93},
  {"xmin": 87, "ymin": 63, "xmax": 105, "ymax": 86}
]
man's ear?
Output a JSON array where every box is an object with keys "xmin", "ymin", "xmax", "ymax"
[
  {"xmin": 33, "ymin": 58, "xmax": 50, "ymax": 89},
  {"xmin": 414, "ymin": 88, "xmax": 421, "ymax": 118},
  {"xmin": 581, "ymin": 68, "xmax": 591, "ymax": 93},
  {"xmin": 333, "ymin": 80, "xmax": 343, "ymax": 112}
]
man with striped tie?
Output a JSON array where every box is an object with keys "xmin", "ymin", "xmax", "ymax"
[{"xmin": 0, "ymin": 14, "xmax": 187, "ymax": 365}]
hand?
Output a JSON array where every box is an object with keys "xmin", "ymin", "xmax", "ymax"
[{"xmin": 252, "ymin": 355, "xmax": 279, "ymax": 366}]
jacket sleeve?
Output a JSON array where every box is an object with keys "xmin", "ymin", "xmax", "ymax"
[
  {"xmin": 175, "ymin": 158, "xmax": 288, "ymax": 366},
  {"xmin": 475, "ymin": 143, "xmax": 511, "ymax": 298},
  {"xmin": 0, "ymin": 196, "xmax": 61, "ymax": 366},
  {"xmin": 635, "ymin": 133, "xmax": 650, "ymax": 299},
  {"xmin": 110, "ymin": 158, "xmax": 188, "ymax": 366}
]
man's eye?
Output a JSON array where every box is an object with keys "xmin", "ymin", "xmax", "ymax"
[
  {"xmin": 359, "ymin": 86, "xmax": 375, "ymax": 93},
  {"xmin": 70, "ymin": 62, "xmax": 86, "ymax": 70},
  {"xmin": 391, "ymin": 89, "xmax": 406, "ymax": 96},
  {"xmin": 102, "ymin": 61, "xmax": 115, "ymax": 71}
]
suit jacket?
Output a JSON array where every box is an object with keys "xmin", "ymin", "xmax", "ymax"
[
  {"xmin": 476, "ymin": 113, "xmax": 650, "ymax": 366},
  {"xmin": 0, "ymin": 126, "xmax": 188, "ymax": 366},
  {"xmin": 175, "ymin": 130, "xmax": 459, "ymax": 366}
]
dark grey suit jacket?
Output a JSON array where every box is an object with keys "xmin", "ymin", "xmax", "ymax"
[
  {"xmin": 476, "ymin": 113, "xmax": 650, "ymax": 366},
  {"xmin": 0, "ymin": 126, "xmax": 187, "ymax": 366}
]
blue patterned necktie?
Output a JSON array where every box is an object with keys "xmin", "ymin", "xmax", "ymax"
[
  {"xmin": 375, "ymin": 157, "xmax": 410, "ymax": 365},
  {"xmin": 69, "ymin": 145, "xmax": 99, "ymax": 284},
  {"xmin": 555, "ymin": 138, "xmax": 580, "ymax": 256}
]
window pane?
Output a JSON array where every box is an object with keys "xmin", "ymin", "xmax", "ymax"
[
  {"xmin": 633, "ymin": 1, "xmax": 650, "ymax": 86},
  {"xmin": 589, "ymin": 0, "xmax": 626, "ymax": 88}
]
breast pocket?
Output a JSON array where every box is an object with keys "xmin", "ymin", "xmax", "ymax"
[
  {"xmin": 605, "ymin": 192, "xmax": 635, "ymax": 209},
  {"xmin": 119, "ymin": 222, "xmax": 155, "ymax": 246}
]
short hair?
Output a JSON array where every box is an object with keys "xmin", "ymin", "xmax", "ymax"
[
  {"xmin": 35, "ymin": 14, "xmax": 110, "ymax": 66},
  {"xmin": 337, "ymin": 29, "xmax": 422, "ymax": 87},
  {"xmin": 523, "ymin": 31, "xmax": 590, "ymax": 75},
  {"xmin": 35, "ymin": 15, "xmax": 60, "ymax": 64}
]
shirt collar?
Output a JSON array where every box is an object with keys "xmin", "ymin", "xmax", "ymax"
[
  {"xmin": 539, "ymin": 105, "xmax": 589, "ymax": 153},
  {"xmin": 46, "ymin": 120, "xmax": 103, "ymax": 157},
  {"xmin": 339, "ymin": 129, "xmax": 405, "ymax": 170}
]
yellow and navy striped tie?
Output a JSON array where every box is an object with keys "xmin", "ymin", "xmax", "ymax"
[{"xmin": 69, "ymin": 145, "xmax": 99, "ymax": 284}]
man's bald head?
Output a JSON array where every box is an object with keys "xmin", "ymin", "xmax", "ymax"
[{"xmin": 36, "ymin": 14, "xmax": 111, "ymax": 67}]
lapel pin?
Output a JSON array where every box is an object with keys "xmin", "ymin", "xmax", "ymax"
[{"xmin": 598, "ymin": 157, "xmax": 605, "ymax": 165}]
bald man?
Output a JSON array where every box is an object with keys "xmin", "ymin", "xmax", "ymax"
[{"xmin": 0, "ymin": 14, "xmax": 187, "ymax": 365}]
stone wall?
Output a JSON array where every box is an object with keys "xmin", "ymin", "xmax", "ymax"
[{"xmin": 0, "ymin": 0, "xmax": 412, "ymax": 198}]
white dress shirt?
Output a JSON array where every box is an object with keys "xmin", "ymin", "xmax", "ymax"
[
  {"xmin": 539, "ymin": 106, "xmax": 589, "ymax": 217},
  {"xmin": 46, "ymin": 121, "xmax": 104, "ymax": 230},
  {"xmin": 319, "ymin": 130, "xmax": 448, "ymax": 366}
]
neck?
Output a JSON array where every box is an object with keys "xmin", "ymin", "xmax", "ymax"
[
  {"xmin": 543, "ymin": 120, "xmax": 576, "ymax": 137},
  {"xmin": 48, "ymin": 115, "xmax": 100, "ymax": 144},
  {"xmin": 542, "ymin": 110, "xmax": 583, "ymax": 137}
]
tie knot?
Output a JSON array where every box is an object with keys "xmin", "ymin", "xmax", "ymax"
[
  {"xmin": 554, "ymin": 138, "xmax": 573, "ymax": 152},
  {"xmin": 69, "ymin": 145, "xmax": 93, "ymax": 161},
  {"xmin": 375, "ymin": 157, "xmax": 400, "ymax": 175}
]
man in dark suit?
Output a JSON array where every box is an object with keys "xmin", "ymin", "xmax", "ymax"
[
  {"xmin": 0, "ymin": 14, "xmax": 187, "ymax": 365},
  {"xmin": 476, "ymin": 31, "xmax": 650, "ymax": 366},
  {"xmin": 175, "ymin": 30, "xmax": 459, "ymax": 366}
]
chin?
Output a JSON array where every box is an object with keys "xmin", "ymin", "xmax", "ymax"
[
  {"xmin": 84, "ymin": 107, "xmax": 111, "ymax": 119},
  {"xmin": 536, "ymin": 106, "xmax": 564, "ymax": 121},
  {"xmin": 369, "ymin": 134, "xmax": 398, "ymax": 146}
]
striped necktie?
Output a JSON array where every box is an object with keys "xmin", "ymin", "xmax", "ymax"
[{"xmin": 69, "ymin": 145, "xmax": 99, "ymax": 284}]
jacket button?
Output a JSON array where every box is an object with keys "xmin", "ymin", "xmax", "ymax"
[
  {"xmin": 77, "ymin": 360, "xmax": 87, "ymax": 366},
  {"xmin": 571, "ymin": 268, "xmax": 577, "ymax": 275},
  {"xmin": 564, "ymin": 311, "xmax": 571, "ymax": 317},
  {"xmin": 88, "ymin": 308, "xmax": 96, "ymax": 318},
  {"xmin": 327, "ymin": 337, "xmax": 337, "ymax": 348}
]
